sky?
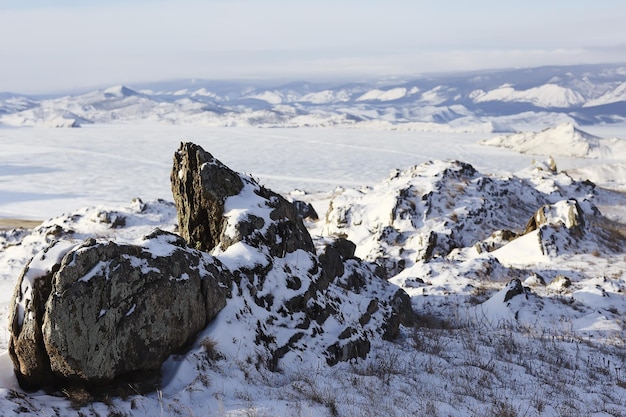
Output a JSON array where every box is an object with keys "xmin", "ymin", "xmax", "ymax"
[{"xmin": 1, "ymin": 0, "xmax": 625, "ymax": 94}]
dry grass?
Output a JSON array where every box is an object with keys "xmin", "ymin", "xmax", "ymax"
[{"xmin": 0, "ymin": 219, "xmax": 41, "ymax": 230}]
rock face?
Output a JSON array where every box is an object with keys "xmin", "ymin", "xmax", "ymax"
[
  {"xmin": 171, "ymin": 142, "xmax": 244, "ymax": 252},
  {"xmin": 172, "ymin": 142, "xmax": 313, "ymax": 255},
  {"xmin": 9, "ymin": 230, "xmax": 228, "ymax": 389}
]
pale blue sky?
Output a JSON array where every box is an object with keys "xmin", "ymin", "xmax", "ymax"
[{"xmin": 1, "ymin": 0, "xmax": 625, "ymax": 93}]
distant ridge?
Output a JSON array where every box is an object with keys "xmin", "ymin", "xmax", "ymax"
[{"xmin": 1, "ymin": 63, "xmax": 625, "ymax": 129}]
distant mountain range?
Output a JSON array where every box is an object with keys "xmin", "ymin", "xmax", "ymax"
[{"xmin": 1, "ymin": 63, "xmax": 625, "ymax": 131}]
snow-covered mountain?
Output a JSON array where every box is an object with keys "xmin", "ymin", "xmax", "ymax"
[{"xmin": 1, "ymin": 63, "xmax": 625, "ymax": 130}]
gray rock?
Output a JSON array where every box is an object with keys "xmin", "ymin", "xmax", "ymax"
[
  {"xmin": 8, "ymin": 242, "xmax": 62, "ymax": 390},
  {"xmin": 171, "ymin": 142, "xmax": 244, "ymax": 252},
  {"xmin": 171, "ymin": 142, "xmax": 314, "ymax": 256},
  {"xmin": 9, "ymin": 230, "xmax": 228, "ymax": 389}
]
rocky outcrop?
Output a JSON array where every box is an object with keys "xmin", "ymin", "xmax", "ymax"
[
  {"xmin": 503, "ymin": 278, "xmax": 527, "ymax": 303},
  {"xmin": 9, "ymin": 230, "xmax": 228, "ymax": 390},
  {"xmin": 9, "ymin": 142, "xmax": 414, "ymax": 393},
  {"xmin": 523, "ymin": 199, "xmax": 586, "ymax": 237},
  {"xmin": 324, "ymin": 160, "xmax": 596, "ymax": 276},
  {"xmin": 170, "ymin": 142, "xmax": 413, "ymax": 369},
  {"xmin": 520, "ymin": 199, "xmax": 605, "ymax": 256},
  {"xmin": 171, "ymin": 142, "xmax": 314, "ymax": 255}
]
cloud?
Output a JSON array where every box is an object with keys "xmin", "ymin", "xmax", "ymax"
[{"xmin": 0, "ymin": 1, "xmax": 625, "ymax": 92}]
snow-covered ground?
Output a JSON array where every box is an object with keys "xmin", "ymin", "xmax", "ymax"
[{"xmin": 2, "ymin": 122, "xmax": 626, "ymax": 416}]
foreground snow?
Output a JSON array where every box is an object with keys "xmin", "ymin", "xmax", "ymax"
[{"xmin": 1, "ymin": 124, "xmax": 626, "ymax": 416}]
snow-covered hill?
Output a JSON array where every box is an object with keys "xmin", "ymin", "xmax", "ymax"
[
  {"xmin": 480, "ymin": 122, "xmax": 626, "ymax": 159},
  {"xmin": 2, "ymin": 148, "xmax": 626, "ymax": 415},
  {"xmin": 1, "ymin": 63, "xmax": 625, "ymax": 130}
]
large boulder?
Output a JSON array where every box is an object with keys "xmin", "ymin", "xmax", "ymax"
[{"xmin": 9, "ymin": 229, "xmax": 228, "ymax": 390}]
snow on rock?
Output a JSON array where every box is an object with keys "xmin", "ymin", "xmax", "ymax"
[
  {"xmin": 1, "ymin": 141, "xmax": 416, "ymax": 399},
  {"xmin": 170, "ymin": 142, "xmax": 413, "ymax": 370},
  {"xmin": 171, "ymin": 142, "xmax": 314, "ymax": 255},
  {"xmin": 8, "ymin": 229, "xmax": 228, "ymax": 389},
  {"xmin": 475, "ymin": 279, "xmax": 530, "ymax": 323},
  {"xmin": 322, "ymin": 155, "xmax": 626, "ymax": 341},
  {"xmin": 323, "ymin": 159, "xmax": 595, "ymax": 276},
  {"xmin": 480, "ymin": 122, "xmax": 626, "ymax": 158}
]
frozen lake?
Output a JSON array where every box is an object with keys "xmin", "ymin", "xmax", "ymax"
[{"xmin": 0, "ymin": 124, "xmax": 623, "ymax": 219}]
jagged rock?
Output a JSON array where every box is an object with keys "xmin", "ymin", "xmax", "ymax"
[
  {"xmin": 9, "ymin": 230, "xmax": 228, "ymax": 389},
  {"xmin": 291, "ymin": 199, "xmax": 319, "ymax": 221},
  {"xmin": 171, "ymin": 142, "xmax": 314, "ymax": 256},
  {"xmin": 324, "ymin": 159, "xmax": 596, "ymax": 276},
  {"xmin": 171, "ymin": 142, "xmax": 244, "ymax": 251},
  {"xmin": 238, "ymin": 185, "xmax": 315, "ymax": 257},
  {"xmin": 169, "ymin": 143, "xmax": 413, "ymax": 369},
  {"xmin": 503, "ymin": 279, "xmax": 528, "ymax": 303}
]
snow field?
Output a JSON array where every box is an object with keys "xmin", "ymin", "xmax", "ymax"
[{"xmin": 1, "ymin": 124, "xmax": 626, "ymax": 416}]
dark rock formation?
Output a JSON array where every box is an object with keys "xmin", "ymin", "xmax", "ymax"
[
  {"xmin": 171, "ymin": 142, "xmax": 314, "ymax": 256},
  {"xmin": 291, "ymin": 199, "xmax": 319, "ymax": 221},
  {"xmin": 170, "ymin": 142, "xmax": 414, "ymax": 369},
  {"xmin": 503, "ymin": 279, "xmax": 528, "ymax": 303},
  {"xmin": 9, "ymin": 230, "xmax": 228, "ymax": 389},
  {"xmin": 171, "ymin": 142, "xmax": 244, "ymax": 252}
]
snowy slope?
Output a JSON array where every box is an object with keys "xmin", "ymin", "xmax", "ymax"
[
  {"xmin": 1, "ymin": 125, "xmax": 626, "ymax": 415},
  {"xmin": 480, "ymin": 122, "xmax": 626, "ymax": 158},
  {"xmin": 584, "ymin": 81, "xmax": 626, "ymax": 107},
  {"xmin": 471, "ymin": 83, "xmax": 585, "ymax": 108}
]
